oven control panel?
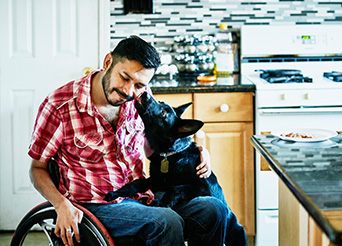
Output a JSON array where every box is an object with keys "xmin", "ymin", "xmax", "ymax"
[
  {"xmin": 294, "ymin": 34, "xmax": 320, "ymax": 45},
  {"xmin": 292, "ymin": 32, "xmax": 328, "ymax": 48}
]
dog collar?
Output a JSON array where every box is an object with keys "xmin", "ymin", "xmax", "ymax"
[{"xmin": 159, "ymin": 139, "xmax": 192, "ymax": 173}]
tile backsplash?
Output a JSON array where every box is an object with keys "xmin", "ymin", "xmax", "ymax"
[{"xmin": 110, "ymin": 0, "xmax": 342, "ymax": 48}]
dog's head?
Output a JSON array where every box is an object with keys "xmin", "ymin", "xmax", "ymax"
[{"xmin": 135, "ymin": 92, "xmax": 204, "ymax": 152}]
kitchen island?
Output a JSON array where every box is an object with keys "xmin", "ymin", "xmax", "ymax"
[{"xmin": 251, "ymin": 134, "xmax": 342, "ymax": 246}]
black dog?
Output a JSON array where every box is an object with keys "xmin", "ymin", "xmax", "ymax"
[{"xmin": 104, "ymin": 91, "xmax": 219, "ymax": 208}]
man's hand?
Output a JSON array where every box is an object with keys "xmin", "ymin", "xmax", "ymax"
[
  {"xmin": 196, "ymin": 146, "xmax": 212, "ymax": 178},
  {"xmin": 54, "ymin": 199, "xmax": 83, "ymax": 246},
  {"xmin": 30, "ymin": 159, "xmax": 83, "ymax": 246}
]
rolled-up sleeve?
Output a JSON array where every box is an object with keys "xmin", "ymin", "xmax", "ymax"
[{"xmin": 28, "ymin": 97, "xmax": 63, "ymax": 163}]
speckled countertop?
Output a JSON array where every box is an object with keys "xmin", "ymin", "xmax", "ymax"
[
  {"xmin": 251, "ymin": 134, "xmax": 342, "ymax": 244},
  {"xmin": 149, "ymin": 74, "xmax": 255, "ymax": 94}
]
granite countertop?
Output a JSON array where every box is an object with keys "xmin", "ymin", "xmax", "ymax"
[
  {"xmin": 251, "ymin": 134, "xmax": 342, "ymax": 244},
  {"xmin": 149, "ymin": 74, "xmax": 255, "ymax": 94}
]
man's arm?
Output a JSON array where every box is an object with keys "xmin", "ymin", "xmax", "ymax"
[{"xmin": 30, "ymin": 159, "xmax": 83, "ymax": 246}]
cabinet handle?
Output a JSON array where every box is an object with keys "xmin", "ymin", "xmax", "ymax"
[
  {"xmin": 220, "ymin": 104, "xmax": 229, "ymax": 112},
  {"xmin": 196, "ymin": 130, "xmax": 205, "ymax": 139}
]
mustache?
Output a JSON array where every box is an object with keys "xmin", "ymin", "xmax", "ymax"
[{"xmin": 112, "ymin": 88, "xmax": 134, "ymax": 101}]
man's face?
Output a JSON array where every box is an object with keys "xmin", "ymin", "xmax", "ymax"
[{"xmin": 102, "ymin": 58, "xmax": 155, "ymax": 106}]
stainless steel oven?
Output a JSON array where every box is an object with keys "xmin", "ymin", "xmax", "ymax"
[{"xmin": 240, "ymin": 24, "xmax": 342, "ymax": 246}]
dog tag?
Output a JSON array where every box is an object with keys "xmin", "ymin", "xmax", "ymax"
[{"xmin": 160, "ymin": 158, "xmax": 169, "ymax": 173}]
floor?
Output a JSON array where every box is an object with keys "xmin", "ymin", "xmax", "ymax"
[
  {"xmin": 2, "ymin": 231, "xmax": 254, "ymax": 245},
  {"xmin": 1, "ymin": 231, "xmax": 47, "ymax": 246}
]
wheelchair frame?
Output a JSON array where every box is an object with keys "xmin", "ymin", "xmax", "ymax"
[
  {"xmin": 10, "ymin": 159, "xmax": 156, "ymax": 245},
  {"xmin": 11, "ymin": 201, "xmax": 115, "ymax": 246}
]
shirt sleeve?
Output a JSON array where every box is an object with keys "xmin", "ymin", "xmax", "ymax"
[{"xmin": 28, "ymin": 97, "xmax": 63, "ymax": 163}]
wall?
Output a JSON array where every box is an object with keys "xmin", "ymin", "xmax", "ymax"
[{"xmin": 109, "ymin": 0, "xmax": 342, "ymax": 48}]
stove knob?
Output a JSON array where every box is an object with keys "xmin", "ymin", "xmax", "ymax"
[
  {"xmin": 304, "ymin": 93, "xmax": 310, "ymax": 100},
  {"xmin": 220, "ymin": 104, "xmax": 229, "ymax": 112}
]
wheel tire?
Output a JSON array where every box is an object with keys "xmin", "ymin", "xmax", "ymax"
[{"xmin": 11, "ymin": 202, "xmax": 114, "ymax": 246}]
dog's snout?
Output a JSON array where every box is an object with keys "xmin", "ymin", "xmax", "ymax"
[
  {"xmin": 141, "ymin": 91, "xmax": 149, "ymax": 100},
  {"xmin": 135, "ymin": 93, "xmax": 142, "ymax": 103}
]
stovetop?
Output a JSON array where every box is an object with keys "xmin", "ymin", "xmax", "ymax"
[
  {"xmin": 256, "ymin": 69, "xmax": 342, "ymax": 84},
  {"xmin": 240, "ymin": 25, "xmax": 342, "ymax": 90},
  {"xmin": 257, "ymin": 69, "xmax": 313, "ymax": 84},
  {"xmin": 241, "ymin": 59, "xmax": 342, "ymax": 90},
  {"xmin": 323, "ymin": 71, "xmax": 342, "ymax": 82}
]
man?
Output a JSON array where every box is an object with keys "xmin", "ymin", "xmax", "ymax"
[{"xmin": 29, "ymin": 36, "xmax": 229, "ymax": 246}]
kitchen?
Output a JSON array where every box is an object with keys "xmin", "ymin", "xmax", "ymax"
[{"xmin": 1, "ymin": 0, "xmax": 342, "ymax": 245}]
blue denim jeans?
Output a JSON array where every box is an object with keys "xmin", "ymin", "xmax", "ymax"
[
  {"xmin": 83, "ymin": 196, "xmax": 227, "ymax": 246},
  {"xmin": 207, "ymin": 175, "xmax": 248, "ymax": 246}
]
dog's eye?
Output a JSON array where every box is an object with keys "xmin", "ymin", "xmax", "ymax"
[{"xmin": 161, "ymin": 110, "xmax": 167, "ymax": 118}]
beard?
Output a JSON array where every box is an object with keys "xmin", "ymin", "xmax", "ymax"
[{"xmin": 102, "ymin": 67, "xmax": 134, "ymax": 106}]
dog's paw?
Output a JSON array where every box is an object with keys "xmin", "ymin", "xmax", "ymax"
[
  {"xmin": 104, "ymin": 191, "xmax": 119, "ymax": 201},
  {"xmin": 149, "ymin": 199, "xmax": 162, "ymax": 207},
  {"xmin": 149, "ymin": 198, "xmax": 173, "ymax": 208}
]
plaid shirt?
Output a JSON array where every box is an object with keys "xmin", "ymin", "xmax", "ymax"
[{"xmin": 28, "ymin": 70, "xmax": 151, "ymax": 204}]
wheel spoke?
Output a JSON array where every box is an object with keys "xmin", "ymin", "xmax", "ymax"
[{"xmin": 39, "ymin": 221, "xmax": 56, "ymax": 245}]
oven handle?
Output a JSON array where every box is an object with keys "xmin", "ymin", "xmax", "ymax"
[{"xmin": 259, "ymin": 107, "xmax": 342, "ymax": 115}]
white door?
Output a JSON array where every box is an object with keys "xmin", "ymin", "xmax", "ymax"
[{"xmin": 0, "ymin": 0, "xmax": 109, "ymax": 230}]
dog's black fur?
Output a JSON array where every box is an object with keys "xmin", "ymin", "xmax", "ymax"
[{"xmin": 104, "ymin": 91, "xmax": 219, "ymax": 208}]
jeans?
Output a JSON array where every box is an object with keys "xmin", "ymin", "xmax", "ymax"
[
  {"xmin": 207, "ymin": 174, "xmax": 248, "ymax": 246},
  {"xmin": 83, "ymin": 196, "xmax": 227, "ymax": 246}
]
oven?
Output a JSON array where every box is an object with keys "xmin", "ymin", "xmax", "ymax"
[{"xmin": 240, "ymin": 24, "xmax": 342, "ymax": 246}]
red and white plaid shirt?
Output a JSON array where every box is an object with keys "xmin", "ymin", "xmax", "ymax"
[{"xmin": 28, "ymin": 70, "xmax": 151, "ymax": 204}]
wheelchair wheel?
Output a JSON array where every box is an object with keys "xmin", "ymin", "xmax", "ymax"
[{"xmin": 11, "ymin": 201, "xmax": 115, "ymax": 246}]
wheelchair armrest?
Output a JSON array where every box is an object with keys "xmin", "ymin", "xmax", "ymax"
[{"xmin": 47, "ymin": 158, "xmax": 60, "ymax": 189}]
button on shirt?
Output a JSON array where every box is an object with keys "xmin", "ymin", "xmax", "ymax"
[{"xmin": 28, "ymin": 70, "xmax": 149, "ymax": 204}]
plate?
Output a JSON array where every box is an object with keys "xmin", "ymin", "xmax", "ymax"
[{"xmin": 271, "ymin": 129, "xmax": 338, "ymax": 142}]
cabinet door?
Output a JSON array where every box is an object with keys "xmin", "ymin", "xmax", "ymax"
[
  {"xmin": 196, "ymin": 122, "xmax": 255, "ymax": 236},
  {"xmin": 279, "ymin": 180, "xmax": 342, "ymax": 246}
]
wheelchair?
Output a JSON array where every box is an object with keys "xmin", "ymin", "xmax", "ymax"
[{"xmin": 10, "ymin": 159, "xmax": 145, "ymax": 246}]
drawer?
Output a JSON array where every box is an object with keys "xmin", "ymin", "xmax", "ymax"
[
  {"xmin": 257, "ymin": 89, "xmax": 342, "ymax": 108},
  {"xmin": 153, "ymin": 93, "xmax": 193, "ymax": 119},
  {"xmin": 194, "ymin": 92, "xmax": 253, "ymax": 122}
]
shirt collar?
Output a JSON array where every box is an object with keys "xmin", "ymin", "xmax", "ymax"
[{"xmin": 75, "ymin": 69, "xmax": 101, "ymax": 116}]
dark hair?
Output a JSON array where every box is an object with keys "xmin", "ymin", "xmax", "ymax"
[{"xmin": 111, "ymin": 35, "xmax": 161, "ymax": 70}]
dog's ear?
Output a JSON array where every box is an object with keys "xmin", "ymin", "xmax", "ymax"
[
  {"xmin": 174, "ymin": 102, "xmax": 193, "ymax": 117},
  {"xmin": 177, "ymin": 119, "xmax": 204, "ymax": 138}
]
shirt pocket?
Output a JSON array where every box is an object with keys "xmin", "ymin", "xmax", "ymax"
[
  {"xmin": 74, "ymin": 131, "xmax": 106, "ymax": 163},
  {"xmin": 124, "ymin": 120, "xmax": 144, "ymax": 154}
]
